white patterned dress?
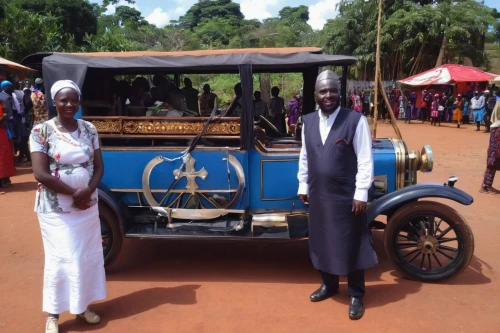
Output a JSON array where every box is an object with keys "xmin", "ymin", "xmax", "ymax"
[{"xmin": 30, "ymin": 119, "xmax": 106, "ymax": 315}]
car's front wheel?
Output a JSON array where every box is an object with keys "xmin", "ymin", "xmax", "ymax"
[{"xmin": 384, "ymin": 201, "xmax": 474, "ymax": 282}]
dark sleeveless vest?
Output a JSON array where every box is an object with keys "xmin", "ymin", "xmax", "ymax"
[{"xmin": 303, "ymin": 108, "xmax": 378, "ymax": 275}]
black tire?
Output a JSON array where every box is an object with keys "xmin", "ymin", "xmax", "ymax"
[
  {"xmin": 99, "ymin": 202, "xmax": 123, "ymax": 269},
  {"xmin": 384, "ymin": 201, "xmax": 474, "ymax": 283}
]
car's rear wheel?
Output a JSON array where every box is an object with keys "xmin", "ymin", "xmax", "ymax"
[
  {"xmin": 384, "ymin": 201, "xmax": 474, "ymax": 282},
  {"xmin": 99, "ymin": 202, "xmax": 123, "ymax": 269}
]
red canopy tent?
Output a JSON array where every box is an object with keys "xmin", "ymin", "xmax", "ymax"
[{"xmin": 398, "ymin": 64, "xmax": 497, "ymax": 86}]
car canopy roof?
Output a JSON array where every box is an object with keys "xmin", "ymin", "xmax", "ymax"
[{"xmin": 21, "ymin": 47, "xmax": 357, "ymax": 74}]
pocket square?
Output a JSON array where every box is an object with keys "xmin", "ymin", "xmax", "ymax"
[{"xmin": 335, "ymin": 138, "xmax": 349, "ymax": 145}]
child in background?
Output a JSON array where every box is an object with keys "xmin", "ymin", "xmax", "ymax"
[{"xmin": 431, "ymin": 94, "xmax": 440, "ymax": 126}]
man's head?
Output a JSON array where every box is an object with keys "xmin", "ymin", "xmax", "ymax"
[
  {"xmin": 203, "ymin": 84, "xmax": 211, "ymax": 94},
  {"xmin": 315, "ymin": 70, "xmax": 340, "ymax": 114},
  {"xmin": 234, "ymin": 82, "xmax": 242, "ymax": 96},
  {"xmin": 184, "ymin": 78, "xmax": 192, "ymax": 88},
  {"xmin": 1, "ymin": 81, "xmax": 14, "ymax": 94}
]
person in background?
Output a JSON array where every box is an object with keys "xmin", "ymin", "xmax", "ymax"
[
  {"xmin": 445, "ymin": 91, "xmax": 454, "ymax": 122},
  {"xmin": 254, "ymin": 91, "xmax": 269, "ymax": 122},
  {"xmin": 30, "ymin": 80, "xmax": 105, "ymax": 333},
  {"xmin": 471, "ymin": 91, "xmax": 486, "ymax": 131},
  {"xmin": 127, "ymin": 79, "xmax": 148, "ymax": 116},
  {"xmin": 13, "ymin": 82, "xmax": 31, "ymax": 162},
  {"xmin": 430, "ymin": 94, "xmax": 440, "ymax": 126},
  {"xmin": 181, "ymin": 78, "xmax": 199, "ymax": 114},
  {"xmin": 31, "ymin": 78, "xmax": 48, "ymax": 126},
  {"xmin": 133, "ymin": 76, "xmax": 153, "ymax": 107},
  {"xmin": 452, "ymin": 94, "xmax": 464, "ymax": 129},
  {"xmin": 0, "ymin": 81, "xmax": 16, "ymax": 155},
  {"xmin": 226, "ymin": 82, "xmax": 243, "ymax": 117},
  {"xmin": 421, "ymin": 90, "xmax": 431, "ymax": 123},
  {"xmin": 486, "ymin": 90, "xmax": 498, "ymax": 133},
  {"xmin": 462, "ymin": 97, "xmax": 470, "ymax": 124},
  {"xmin": 287, "ymin": 92, "xmax": 301, "ymax": 126},
  {"xmin": 269, "ymin": 86, "xmax": 286, "ymax": 133},
  {"xmin": 408, "ymin": 91, "xmax": 417, "ymax": 123},
  {"xmin": 0, "ymin": 102, "xmax": 15, "ymax": 188},
  {"xmin": 199, "ymin": 84, "xmax": 217, "ymax": 117},
  {"xmin": 480, "ymin": 99, "xmax": 500, "ymax": 194},
  {"xmin": 353, "ymin": 95, "xmax": 362, "ymax": 112}
]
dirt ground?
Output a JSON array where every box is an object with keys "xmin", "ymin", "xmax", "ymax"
[{"xmin": 0, "ymin": 121, "xmax": 498, "ymax": 333}]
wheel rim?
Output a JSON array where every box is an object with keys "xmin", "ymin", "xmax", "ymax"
[
  {"xmin": 100, "ymin": 214, "xmax": 113, "ymax": 259},
  {"xmin": 394, "ymin": 212, "xmax": 463, "ymax": 276}
]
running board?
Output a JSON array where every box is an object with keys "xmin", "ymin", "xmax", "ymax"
[{"xmin": 124, "ymin": 213, "xmax": 309, "ymax": 239}]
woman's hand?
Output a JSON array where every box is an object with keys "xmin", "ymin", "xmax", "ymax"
[{"xmin": 73, "ymin": 187, "xmax": 92, "ymax": 203}]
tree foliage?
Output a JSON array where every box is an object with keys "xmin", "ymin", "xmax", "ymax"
[
  {"xmin": 321, "ymin": 0, "xmax": 496, "ymax": 80},
  {"xmin": 17, "ymin": 0, "xmax": 100, "ymax": 45},
  {"xmin": 0, "ymin": 0, "xmax": 497, "ymax": 82}
]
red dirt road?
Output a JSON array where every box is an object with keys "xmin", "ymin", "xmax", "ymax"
[{"xmin": 0, "ymin": 121, "xmax": 498, "ymax": 333}]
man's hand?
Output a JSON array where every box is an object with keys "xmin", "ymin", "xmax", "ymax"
[
  {"xmin": 352, "ymin": 200, "xmax": 367, "ymax": 216},
  {"xmin": 299, "ymin": 194, "xmax": 309, "ymax": 205}
]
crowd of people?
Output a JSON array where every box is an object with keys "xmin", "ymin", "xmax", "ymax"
[
  {"xmin": 0, "ymin": 78, "xmax": 48, "ymax": 190},
  {"xmin": 82, "ymin": 74, "xmax": 302, "ymax": 135},
  {"xmin": 347, "ymin": 85, "xmax": 500, "ymax": 132}
]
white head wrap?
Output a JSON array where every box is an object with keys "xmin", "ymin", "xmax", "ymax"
[{"xmin": 50, "ymin": 80, "xmax": 81, "ymax": 100}]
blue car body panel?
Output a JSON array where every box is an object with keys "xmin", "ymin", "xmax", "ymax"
[{"xmin": 100, "ymin": 138, "xmax": 398, "ymax": 214}]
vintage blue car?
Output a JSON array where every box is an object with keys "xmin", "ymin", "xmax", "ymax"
[{"xmin": 22, "ymin": 47, "xmax": 474, "ymax": 283}]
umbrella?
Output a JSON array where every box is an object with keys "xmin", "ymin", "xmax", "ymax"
[
  {"xmin": 491, "ymin": 75, "xmax": 500, "ymax": 84},
  {"xmin": 398, "ymin": 64, "xmax": 497, "ymax": 86},
  {"xmin": 0, "ymin": 56, "xmax": 34, "ymax": 71}
]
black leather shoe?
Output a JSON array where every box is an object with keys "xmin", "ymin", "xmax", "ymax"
[
  {"xmin": 309, "ymin": 284, "xmax": 338, "ymax": 302},
  {"xmin": 349, "ymin": 297, "xmax": 365, "ymax": 320}
]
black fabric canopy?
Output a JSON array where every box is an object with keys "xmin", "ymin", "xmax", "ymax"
[
  {"xmin": 22, "ymin": 48, "xmax": 356, "ymax": 73},
  {"xmin": 21, "ymin": 48, "xmax": 357, "ymax": 148}
]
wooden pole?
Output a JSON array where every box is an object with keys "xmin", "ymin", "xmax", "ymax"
[
  {"xmin": 378, "ymin": 72, "xmax": 403, "ymax": 140},
  {"xmin": 372, "ymin": 0, "xmax": 384, "ymax": 139}
]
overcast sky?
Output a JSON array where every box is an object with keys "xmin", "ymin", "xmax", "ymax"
[{"xmin": 93, "ymin": 0, "xmax": 500, "ymax": 31}]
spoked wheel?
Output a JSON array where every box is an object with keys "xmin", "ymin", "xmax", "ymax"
[
  {"xmin": 99, "ymin": 202, "xmax": 123, "ymax": 269},
  {"xmin": 384, "ymin": 201, "xmax": 474, "ymax": 282}
]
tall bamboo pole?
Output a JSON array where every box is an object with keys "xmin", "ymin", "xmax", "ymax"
[{"xmin": 371, "ymin": 0, "xmax": 384, "ymax": 139}]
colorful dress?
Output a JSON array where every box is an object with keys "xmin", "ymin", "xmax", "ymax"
[
  {"xmin": 29, "ymin": 119, "xmax": 106, "ymax": 315},
  {"xmin": 31, "ymin": 90, "xmax": 48, "ymax": 126},
  {"xmin": 0, "ymin": 104, "xmax": 15, "ymax": 180},
  {"xmin": 287, "ymin": 97, "xmax": 300, "ymax": 125},
  {"xmin": 453, "ymin": 99, "xmax": 463, "ymax": 122},
  {"xmin": 431, "ymin": 101, "xmax": 439, "ymax": 118}
]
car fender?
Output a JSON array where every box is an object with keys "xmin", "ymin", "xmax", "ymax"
[
  {"xmin": 366, "ymin": 183, "xmax": 474, "ymax": 223},
  {"xmin": 98, "ymin": 183, "xmax": 130, "ymax": 235}
]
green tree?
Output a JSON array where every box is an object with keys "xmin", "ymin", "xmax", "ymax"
[
  {"xmin": 0, "ymin": 3, "xmax": 75, "ymax": 61},
  {"xmin": 17, "ymin": 0, "xmax": 100, "ymax": 45},
  {"xmin": 115, "ymin": 5, "xmax": 149, "ymax": 26},
  {"xmin": 178, "ymin": 0, "xmax": 244, "ymax": 31}
]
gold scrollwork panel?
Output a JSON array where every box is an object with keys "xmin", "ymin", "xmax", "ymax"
[
  {"xmin": 90, "ymin": 120, "xmax": 121, "ymax": 133},
  {"xmin": 121, "ymin": 120, "xmax": 240, "ymax": 135}
]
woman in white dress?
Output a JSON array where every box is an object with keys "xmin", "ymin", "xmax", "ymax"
[{"xmin": 30, "ymin": 80, "xmax": 106, "ymax": 333}]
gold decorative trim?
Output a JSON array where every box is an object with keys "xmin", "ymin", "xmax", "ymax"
[
  {"xmin": 260, "ymin": 159, "xmax": 299, "ymax": 201},
  {"xmin": 91, "ymin": 120, "xmax": 121, "ymax": 133},
  {"xmin": 84, "ymin": 116, "xmax": 240, "ymax": 136},
  {"xmin": 389, "ymin": 138, "xmax": 406, "ymax": 190}
]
